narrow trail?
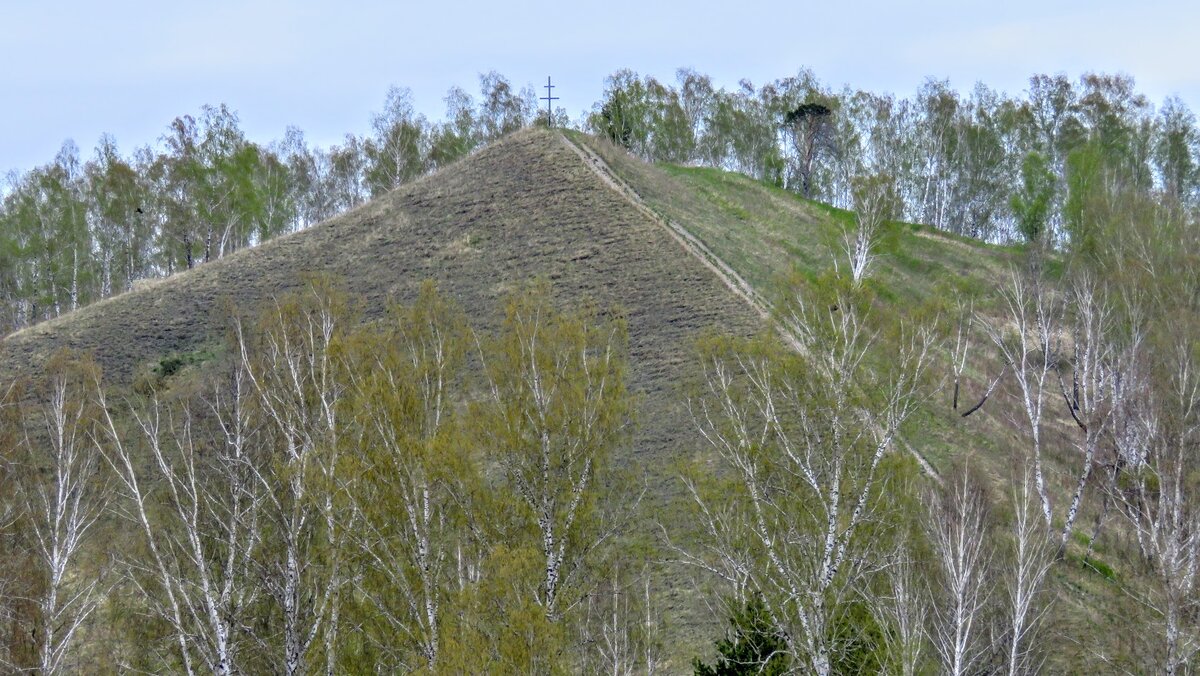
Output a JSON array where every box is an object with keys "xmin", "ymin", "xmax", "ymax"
[
  {"xmin": 560, "ymin": 131, "xmax": 942, "ymax": 484},
  {"xmin": 559, "ymin": 133, "xmax": 771, "ymax": 318}
]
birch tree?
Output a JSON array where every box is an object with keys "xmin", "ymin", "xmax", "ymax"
[
  {"xmin": 1154, "ymin": 96, "xmax": 1199, "ymax": 211},
  {"xmin": 1010, "ymin": 151, "xmax": 1057, "ymax": 246},
  {"xmin": 873, "ymin": 548, "xmax": 929, "ymax": 676},
  {"xmin": 478, "ymin": 284, "xmax": 631, "ymax": 622},
  {"xmin": 364, "ymin": 86, "xmax": 429, "ymax": 197},
  {"xmin": 1056, "ymin": 275, "xmax": 1116, "ymax": 553},
  {"xmin": 928, "ymin": 464, "xmax": 992, "ymax": 676},
  {"xmin": 96, "ymin": 358, "xmax": 264, "ymax": 675},
  {"xmin": 841, "ymin": 173, "xmax": 899, "ymax": 286},
  {"xmin": 578, "ymin": 566, "xmax": 664, "ymax": 675},
  {"xmin": 477, "ymin": 72, "xmax": 535, "ymax": 142},
  {"xmin": 235, "ymin": 277, "xmax": 353, "ymax": 675},
  {"xmin": 1111, "ymin": 335, "xmax": 1200, "ymax": 674},
  {"xmin": 1003, "ymin": 468, "xmax": 1053, "ymax": 676},
  {"xmin": 979, "ymin": 268, "xmax": 1058, "ymax": 527},
  {"xmin": 913, "ymin": 80, "xmax": 959, "ymax": 231},
  {"xmin": 84, "ymin": 135, "xmax": 151, "ymax": 296},
  {"xmin": 340, "ymin": 283, "xmax": 481, "ymax": 670},
  {"xmin": 675, "ymin": 278, "xmax": 935, "ymax": 675},
  {"xmin": 960, "ymin": 267, "xmax": 1121, "ymax": 554},
  {"xmin": 23, "ymin": 353, "xmax": 106, "ymax": 675}
]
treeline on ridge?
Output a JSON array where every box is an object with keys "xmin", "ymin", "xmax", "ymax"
[{"xmin": 3, "ymin": 67, "xmax": 1198, "ymax": 335}]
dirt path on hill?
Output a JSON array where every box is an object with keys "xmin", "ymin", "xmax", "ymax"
[
  {"xmin": 561, "ymin": 132, "xmax": 942, "ymax": 483},
  {"xmin": 558, "ymin": 134, "xmax": 769, "ymax": 319}
]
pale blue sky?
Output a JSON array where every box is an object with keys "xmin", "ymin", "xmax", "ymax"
[{"xmin": 3, "ymin": 0, "xmax": 1197, "ymax": 174}]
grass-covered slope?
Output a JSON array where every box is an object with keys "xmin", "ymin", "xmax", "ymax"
[
  {"xmin": 2, "ymin": 129, "xmax": 758, "ymax": 381},
  {"xmin": 569, "ymin": 131, "xmax": 1026, "ymax": 473},
  {"xmin": 0, "ymin": 129, "xmax": 762, "ymax": 447}
]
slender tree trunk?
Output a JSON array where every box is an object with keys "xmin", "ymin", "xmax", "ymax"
[
  {"xmin": 1059, "ymin": 430, "xmax": 1098, "ymax": 556},
  {"xmin": 1031, "ymin": 426, "xmax": 1052, "ymax": 528},
  {"xmin": 69, "ymin": 247, "xmax": 79, "ymax": 311}
]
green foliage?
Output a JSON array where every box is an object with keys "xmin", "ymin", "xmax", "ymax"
[
  {"xmin": 762, "ymin": 147, "xmax": 786, "ymax": 188},
  {"xmin": 477, "ymin": 71, "xmax": 535, "ymax": 142},
  {"xmin": 681, "ymin": 267, "xmax": 937, "ymax": 673},
  {"xmin": 204, "ymin": 278, "xmax": 633, "ymax": 672},
  {"xmin": 783, "ymin": 99, "xmax": 836, "ymax": 198},
  {"xmin": 849, "ymin": 171, "xmax": 905, "ymax": 260},
  {"xmin": 85, "ymin": 135, "xmax": 154, "ymax": 292},
  {"xmin": 154, "ymin": 104, "xmax": 295, "ymax": 270},
  {"xmin": 1081, "ymin": 555, "xmax": 1117, "ymax": 582},
  {"xmin": 693, "ymin": 596, "xmax": 790, "ymax": 676},
  {"xmin": 0, "ymin": 73, "xmax": 540, "ymax": 335},
  {"xmin": 1154, "ymin": 97, "xmax": 1198, "ymax": 207},
  {"xmin": 6, "ymin": 66, "xmax": 1196, "ymax": 344},
  {"xmin": 1063, "ymin": 140, "xmax": 1107, "ymax": 257},
  {"xmin": 828, "ymin": 600, "xmax": 888, "ymax": 674},
  {"xmin": 589, "ymin": 70, "xmax": 695, "ymax": 163},
  {"xmin": 476, "ymin": 281, "xmax": 632, "ymax": 619},
  {"xmin": 427, "ymin": 86, "xmax": 478, "ymax": 170},
  {"xmin": 152, "ymin": 347, "xmax": 216, "ymax": 379},
  {"xmin": 365, "ymin": 86, "xmax": 429, "ymax": 196},
  {"xmin": 1011, "ymin": 151, "xmax": 1056, "ymax": 245},
  {"xmin": 438, "ymin": 544, "xmax": 570, "ymax": 675},
  {"xmin": 5, "ymin": 64, "xmax": 1200, "ymax": 673}
]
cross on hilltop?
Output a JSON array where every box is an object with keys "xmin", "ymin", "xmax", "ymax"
[{"xmin": 540, "ymin": 76, "xmax": 559, "ymax": 128}]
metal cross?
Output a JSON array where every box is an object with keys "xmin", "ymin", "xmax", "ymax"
[{"xmin": 540, "ymin": 76, "xmax": 559, "ymax": 128}]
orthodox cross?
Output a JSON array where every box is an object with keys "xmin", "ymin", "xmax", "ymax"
[{"xmin": 540, "ymin": 76, "xmax": 559, "ymax": 128}]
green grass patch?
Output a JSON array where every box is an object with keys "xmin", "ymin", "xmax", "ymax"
[
  {"xmin": 1080, "ymin": 555, "xmax": 1118, "ymax": 582},
  {"xmin": 154, "ymin": 346, "xmax": 217, "ymax": 379}
]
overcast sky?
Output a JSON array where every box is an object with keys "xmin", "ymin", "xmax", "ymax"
[{"xmin": 3, "ymin": 0, "xmax": 1197, "ymax": 175}]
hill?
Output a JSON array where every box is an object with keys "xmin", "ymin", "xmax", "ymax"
[
  {"xmin": 1, "ymin": 128, "xmax": 761, "ymax": 385},
  {"xmin": 566, "ymin": 131, "xmax": 1138, "ymax": 668},
  {"xmin": 0, "ymin": 127, "xmax": 1138, "ymax": 669},
  {"xmin": 1, "ymin": 128, "xmax": 773, "ymax": 662}
]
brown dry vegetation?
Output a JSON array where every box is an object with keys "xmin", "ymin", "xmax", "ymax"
[
  {"xmin": 0, "ymin": 128, "xmax": 761, "ymax": 390},
  {"xmin": 0, "ymin": 127, "xmax": 769, "ymax": 542}
]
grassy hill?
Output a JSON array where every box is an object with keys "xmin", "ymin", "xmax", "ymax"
[
  {"xmin": 566, "ymin": 131, "xmax": 1026, "ymax": 471},
  {"xmin": 1, "ymin": 129, "xmax": 761, "ymax": 385},
  {"xmin": 0, "ymin": 127, "xmax": 1142, "ymax": 669},
  {"xmin": 1, "ymin": 128, "xmax": 770, "ymax": 663}
]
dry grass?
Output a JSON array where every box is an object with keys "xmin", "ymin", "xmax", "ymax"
[
  {"xmin": 0, "ymin": 129, "xmax": 767, "ymax": 521},
  {"xmin": 1, "ymin": 128, "xmax": 761, "ymax": 387}
]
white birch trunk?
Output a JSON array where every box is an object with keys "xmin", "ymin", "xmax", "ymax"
[
  {"xmin": 930, "ymin": 468, "xmax": 990, "ymax": 676},
  {"xmin": 27, "ymin": 370, "xmax": 103, "ymax": 675}
]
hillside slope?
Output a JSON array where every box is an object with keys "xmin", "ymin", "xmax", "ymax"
[
  {"xmin": 1, "ymin": 128, "xmax": 775, "ymax": 658},
  {"xmin": 569, "ymin": 132, "xmax": 1030, "ymax": 472},
  {"xmin": 0, "ymin": 128, "xmax": 762, "ymax": 393},
  {"xmin": 570, "ymin": 133, "xmax": 1140, "ymax": 669},
  {"xmin": 0, "ymin": 127, "xmax": 1132, "ymax": 668}
]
